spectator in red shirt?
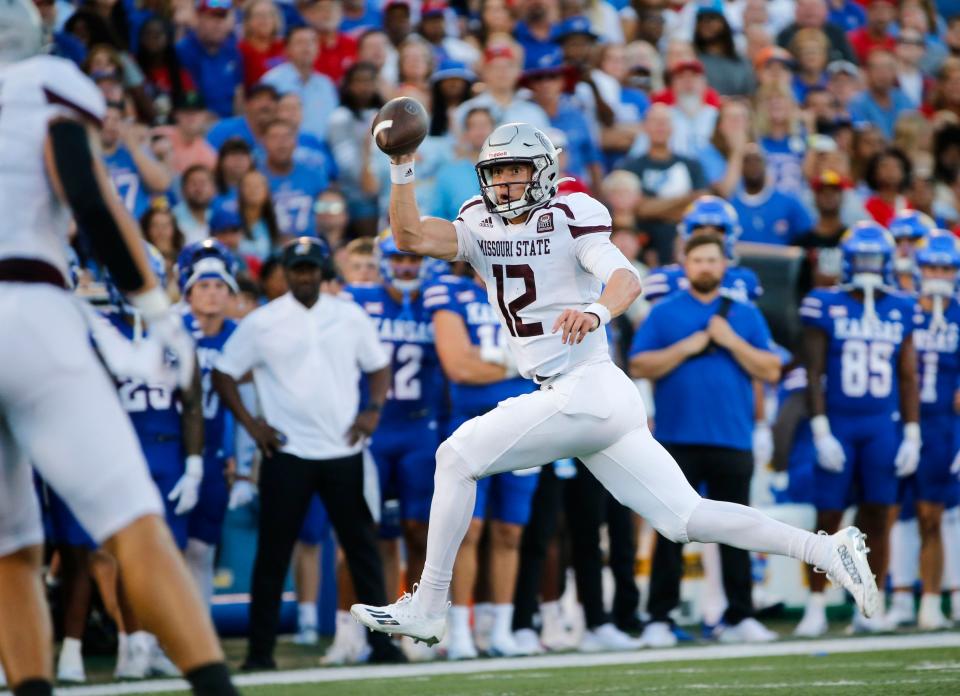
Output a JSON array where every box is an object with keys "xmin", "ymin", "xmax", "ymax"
[
  {"xmin": 863, "ymin": 146, "xmax": 912, "ymax": 227},
  {"xmin": 297, "ymin": 0, "xmax": 359, "ymax": 83},
  {"xmin": 136, "ymin": 16, "xmax": 197, "ymax": 124},
  {"xmin": 847, "ymin": 0, "xmax": 896, "ymax": 65},
  {"xmin": 238, "ymin": 0, "xmax": 286, "ymax": 89}
]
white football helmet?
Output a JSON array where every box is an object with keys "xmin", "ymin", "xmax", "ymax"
[
  {"xmin": 475, "ymin": 122, "xmax": 562, "ymax": 220},
  {"xmin": 0, "ymin": 0, "xmax": 43, "ymax": 66}
]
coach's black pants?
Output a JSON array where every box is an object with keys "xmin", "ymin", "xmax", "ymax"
[
  {"xmin": 647, "ymin": 444, "xmax": 755, "ymax": 626},
  {"xmin": 247, "ymin": 451, "xmax": 390, "ymax": 661}
]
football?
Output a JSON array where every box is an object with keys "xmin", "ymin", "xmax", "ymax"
[{"xmin": 371, "ymin": 96, "xmax": 429, "ymax": 157}]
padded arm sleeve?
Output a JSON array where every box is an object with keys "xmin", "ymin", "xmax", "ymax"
[
  {"xmin": 576, "ymin": 234, "xmax": 641, "ymax": 285},
  {"xmin": 48, "ymin": 119, "xmax": 144, "ymax": 292}
]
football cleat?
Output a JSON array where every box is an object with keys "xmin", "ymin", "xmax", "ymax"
[
  {"xmin": 820, "ymin": 527, "xmax": 881, "ymax": 618},
  {"xmin": 351, "ymin": 587, "xmax": 447, "ymax": 647}
]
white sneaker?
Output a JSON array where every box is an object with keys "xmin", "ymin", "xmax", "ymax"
[
  {"xmin": 401, "ymin": 634, "xmax": 437, "ymax": 661},
  {"xmin": 579, "ymin": 623, "xmax": 643, "ymax": 652},
  {"xmin": 56, "ymin": 640, "xmax": 86, "ymax": 683},
  {"xmin": 488, "ymin": 631, "xmax": 530, "ymax": 657},
  {"xmin": 848, "ymin": 609, "xmax": 894, "ymax": 634},
  {"xmin": 293, "ymin": 627, "xmax": 319, "ymax": 646},
  {"xmin": 115, "ymin": 632, "xmax": 150, "ymax": 679},
  {"xmin": 918, "ymin": 596, "xmax": 953, "ymax": 630},
  {"xmin": 886, "ymin": 593, "xmax": 917, "ymax": 627},
  {"xmin": 794, "ymin": 604, "xmax": 828, "ymax": 638},
  {"xmin": 717, "ymin": 618, "xmax": 778, "ymax": 644},
  {"xmin": 540, "ymin": 604, "xmax": 577, "ymax": 651},
  {"xmin": 321, "ymin": 626, "xmax": 366, "ymax": 666},
  {"xmin": 351, "ymin": 588, "xmax": 447, "ymax": 647},
  {"xmin": 822, "ymin": 527, "xmax": 881, "ymax": 618},
  {"xmin": 472, "ymin": 604, "xmax": 494, "ymax": 654},
  {"xmin": 513, "ymin": 628, "xmax": 545, "ymax": 655},
  {"xmin": 640, "ymin": 621, "xmax": 677, "ymax": 648},
  {"xmin": 148, "ymin": 647, "xmax": 180, "ymax": 677},
  {"xmin": 445, "ymin": 630, "xmax": 478, "ymax": 660}
]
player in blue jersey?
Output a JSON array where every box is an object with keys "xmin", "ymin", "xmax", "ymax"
[
  {"xmin": 797, "ymin": 221, "xmax": 922, "ymax": 635},
  {"xmin": 888, "ymin": 210, "xmax": 936, "ymax": 293},
  {"xmin": 423, "ymin": 272, "xmax": 540, "ymax": 659},
  {"xmin": 642, "ymin": 195, "xmax": 763, "ymax": 304},
  {"xmin": 261, "ymin": 118, "xmax": 329, "ymax": 238},
  {"xmin": 178, "ymin": 240, "xmax": 240, "ymax": 606},
  {"xmin": 347, "ymin": 231, "xmax": 442, "ymax": 653}
]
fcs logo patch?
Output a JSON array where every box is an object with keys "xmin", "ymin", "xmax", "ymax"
[{"xmin": 537, "ymin": 212, "xmax": 554, "ymax": 233}]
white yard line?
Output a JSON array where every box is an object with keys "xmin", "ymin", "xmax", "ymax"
[{"xmin": 54, "ymin": 632, "xmax": 960, "ymax": 695}]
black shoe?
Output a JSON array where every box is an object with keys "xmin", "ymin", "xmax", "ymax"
[
  {"xmin": 241, "ymin": 655, "xmax": 277, "ymax": 671},
  {"xmin": 616, "ymin": 616, "xmax": 644, "ymax": 635},
  {"xmin": 367, "ymin": 641, "xmax": 408, "ymax": 664}
]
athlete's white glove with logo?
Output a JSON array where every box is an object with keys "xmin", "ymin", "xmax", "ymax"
[
  {"xmin": 752, "ymin": 422, "xmax": 774, "ymax": 468},
  {"xmin": 130, "ymin": 287, "xmax": 196, "ymax": 389},
  {"xmin": 169, "ymin": 455, "xmax": 203, "ymax": 515},
  {"xmin": 228, "ymin": 480, "xmax": 257, "ymax": 510},
  {"xmin": 810, "ymin": 415, "xmax": 846, "ymax": 473},
  {"xmin": 894, "ymin": 423, "xmax": 922, "ymax": 478}
]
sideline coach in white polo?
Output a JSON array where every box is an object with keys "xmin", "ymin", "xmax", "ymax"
[{"xmin": 213, "ymin": 237, "xmax": 404, "ymax": 668}]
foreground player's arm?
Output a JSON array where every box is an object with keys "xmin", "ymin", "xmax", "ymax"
[
  {"xmin": 433, "ymin": 310, "xmax": 514, "ymax": 384},
  {"xmin": 389, "ymin": 153, "xmax": 459, "ymax": 260},
  {"xmin": 554, "ymin": 268, "xmax": 643, "ymax": 345},
  {"xmin": 212, "ymin": 369, "xmax": 285, "ymax": 457}
]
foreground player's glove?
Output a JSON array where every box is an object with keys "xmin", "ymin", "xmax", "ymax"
[
  {"xmin": 228, "ymin": 480, "xmax": 257, "ymax": 510},
  {"xmin": 130, "ymin": 287, "xmax": 196, "ymax": 389},
  {"xmin": 894, "ymin": 423, "xmax": 922, "ymax": 478},
  {"xmin": 169, "ymin": 455, "xmax": 203, "ymax": 515},
  {"xmin": 752, "ymin": 422, "xmax": 773, "ymax": 468},
  {"xmin": 810, "ymin": 415, "xmax": 846, "ymax": 473},
  {"xmin": 76, "ymin": 301, "xmax": 168, "ymax": 383},
  {"xmin": 479, "ymin": 344, "xmax": 519, "ymax": 378}
]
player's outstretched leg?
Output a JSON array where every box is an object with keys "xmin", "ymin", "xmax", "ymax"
[{"xmin": 580, "ymin": 425, "xmax": 882, "ymax": 620}]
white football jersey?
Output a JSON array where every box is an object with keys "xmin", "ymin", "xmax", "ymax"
[
  {"xmin": 0, "ymin": 55, "xmax": 106, "ymax": 276},
  {"xmin": 454, "ymin": 192, "xmax": 636, "ymax": 380}
]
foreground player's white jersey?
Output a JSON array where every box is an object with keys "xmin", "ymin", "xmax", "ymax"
[
  {"xmin": 0, "ymin": 55, "xmax": 106, "ymax": 275},
  {"xmin": 454, "ymin": 192, "xmax": 630, "ymax": 380}
]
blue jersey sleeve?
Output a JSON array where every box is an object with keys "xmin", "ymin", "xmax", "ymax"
[
  {"xmin": 740, "ymin": 266, "xmax": 763, "ymax": 300},
  {"xmin": 422, "ymin": 280, "xmax": 466, "ymax": 319},
  {"xmin": 642, "ymin": 266, "xmax": 680, "ymax": 302},
  {"xmin": 799, "ymin": 289, "xmax": 833, "ymax": 332}
]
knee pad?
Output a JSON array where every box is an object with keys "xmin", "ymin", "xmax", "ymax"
[{"xmin": 435, "ymin": 440, "xmax": 477, "ymax": 482}]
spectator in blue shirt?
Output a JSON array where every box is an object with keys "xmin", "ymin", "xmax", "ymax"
[
  {"xmin": 847, "ymin": 48, "xmax": 915, "ymax": 139},
  {"xmin": 514, "ymin": 0, "xmax": 557, "ymax": 69},
  {"xmin": 827, "ymin": 0, "xmax": 866, "ymax": 32},
  {"xmin": 430, "ymin": 106, "xmax": 495, "ymax": 221},
  {"xmin": 732, "ymin": 146, "xmax": 814, "ymax": 245},
  {"xmin": 630, "ymin": 233, "xmax": 781, "ymax": 646},
  {"xmin": 262, "ymin": 26, "xmax": 340, "ymax": 141},
  {"xmin": 260, "ymin": 119, "xmax": 330, "ymax": 239},
  {"xmin": 176, "ymin": 0, "xmax": 244, "ymax": 118},
  {"xmin": 207, "ymin": 83, "xmax": 280, "ymax": 152},
  {"xmin": 36, "ymin": 0, "xmax": 86, "ymax": 66}
]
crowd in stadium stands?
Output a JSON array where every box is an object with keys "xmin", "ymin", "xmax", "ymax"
[{"xmin": 21, "ymin": 0, "xmax": 960, "ymax": 684}]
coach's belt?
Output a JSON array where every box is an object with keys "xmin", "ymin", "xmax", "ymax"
[{"xmin": 0, "ymin": 258, "xmax": 67, "ymax": 289}]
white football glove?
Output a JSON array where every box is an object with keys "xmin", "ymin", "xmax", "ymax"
[
  {"xmin": 169, "ymin": 455, "xmax": 203, "ymax": 515},
  {"xmin": 76, "ymin": 301, "xmax": 170, "ymax": 383},
  {"xmin": 130, "ymin": 287, "xmax": 196, "ymax": 389},
  {"xmin": 810, "ymin": 415, "xmax": 846, "ymax": 473},
  {"xmin": 228, "ymin": 480, "xmax": 257, "ymax": 510},
  {"xmin": 894, "ymin": 422, "xmax": 922, "ymax": 478},
  {"xmin": 479, "ymin": 344, "xmax": 519, "ymax": 378},
  {"xmin": 752, "ymin": 422, "xmax": 774, "ymax": 468}
]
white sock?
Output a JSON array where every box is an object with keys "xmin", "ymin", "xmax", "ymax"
[
  {"xmin": 61, "ymin": 637, "xmax": 82, "ymax": 661},
  {"xmin": 891, "ymin": 590, "xmax": 914, "ymax": 614},
  {"xmin": 184, "ymin": 539, "xmax": 216, "ymax": 606},
  {"xmin": 117, "ymin": 632, "xmax": 128, "ymax": 658},
  {"xmin": 804, "ymin": 592, "xmax": 826, "ymax": 615},
  {"xmin": 919, "ymin": 593, "xmax": 943, "ymax": 615},
  {"xmin": 449, "ymin": 605, "xmax": 471, "ymax": 638},
  {"xmin": 417, "ymin": 444, "xmax": 477, "ymax": 617},
  {"xmin": 130, "ymin": 630, "xmax": 153, "ymax": 652},
  {"xmin": 299, "ymin": 602, "xmax": 317, "ymax": 630},
  {"xmin": 889, "ymin": 518, "xmax": 920, "ymax": 588},
  {"xmin": 942, "ymin": 507, "xmax": 960, "ymax": 590},
  {"xmin": 491, "ymin": 603, "xmax": 514, "ymax": 641},
  {"xmin": 686, "ymin": 499, "xmax": 832, "ymax": 569}
]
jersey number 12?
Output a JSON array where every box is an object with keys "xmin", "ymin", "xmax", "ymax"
[{"xmin": 492, "ymin": 264, "xmax": 544, "ymax": 338}]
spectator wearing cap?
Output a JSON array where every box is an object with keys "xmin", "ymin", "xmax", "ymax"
[
  {"xmin": 523, "ymin": 53, "xmax": 604, "ymax": 191},
  {"xmin": 213, "ymin": 237, "xmax": 404, "ymax": 670},
  {"xmin": 207, "ymin": 82, "xmax": 280, "ymax": 152},
  {"xmin": 260, "ymin": 118, "xmax": 330, "ymax": 239},
  {"xmin": 383, "ymin": 0, "xmax": 414, "ymax": 48},
  {"xmin": 847, "ymin": 0, "xmax": 896, "ymax": 65},
  {"xmin": 208, "ymin": 203, "xmax": 250, "ymax": 272},
  {"xmin": 418, "ymin": 1, "xmax": 480, "ymax": 66},
  {"xmin": 262, "ymin": 26, "xmax": 340, "ymax": 141},
  {"xmin": 514, "ymin": 0, "xmax": 559, "ymax": 70},
  {"xmin": 895, "ymin": 29, "xmax": 935, "ymax": 108},
  {"xmin": 693, "ymin": 0, "xmax": 755, "ymax": 97},
  {"xmin": 754, "ymin": 45, "xmax": 796, "ymax": 92},
  {"xmin": 653, "ymin": 43, "xmax": 724, "ymax": 107},
  {"xmin": 430, "ymin": 106, "xmax": 496, "ymax": 221},
  {"xmin": 297, "ymin": 0, "xmax": 359, "ymax": 84},
  {"xmin": 848, "ymin": 49, "xmax": 915, "ymax": 140},
  {"xmin": 650, "ymin": 59, "xmax": 718, "ymax": 161},
  {"xmin": 777, "ymin": 0, "xmax": 856, "ymax": 65},
  {"xmin": 790, "ymin": 28, "xmax": 830, "ymax": 104},
  {"xmin": 825, "ymin": 59, "xmax": 862, "ymax": 113},
  {"xmin": 176, "ymin": 0, "xmax": 244, "ymax": 118},
  {"xmin": 428, "ymin": 59, "xmax": 477, "ymax": 139},
  {"xmin": 827, "ymin": 0, "xmax": 866, "ymax": 32},
  {"xmin": 174, "ymin": 164, "xmax": 217, "ymax": 243},
  {"xmin": 238, "ymin": 0, "xmax": 287, "ymax": 89},
  {"xmin": 153, "ymin": 93, "xmax": 217, "ymax": 175},
  {"xmin": 731, "ymin": 145, "xmax": 814, "ymax": 246},
  {"xmin": 552, "ymin": 16, "xmax": 614, "ymax": 131},
  {"xmin": 454, "ymin": 42, "xmax": 551, "ymax": 132},
  {"xmin": 791, "ymin": 170, "xmax": 850, "ymax": 293},
  {"xmin": 617, "ymin": 103, "xmax": 709, "ymax": 265}
]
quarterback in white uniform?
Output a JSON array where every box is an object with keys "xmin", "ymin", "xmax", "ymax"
[
  {"xmin": 351, "ymin": 122, "xmax": 881, "ymax": 644},
  {"xmin": 0, "ymin": 2, "xmax": 236, "ymax": 694}
]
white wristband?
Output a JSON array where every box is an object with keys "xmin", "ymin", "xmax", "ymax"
[
  {"xmin": 129, "ymin": 286, "xmax": 170, "ymax": 324},
  {"xmin": 390, "ymin": 161, "xmax": 415, "ymax": 185},
  {"xmin": 810, "ymin": 415, "xmax": 831, "ymax": 439},
  {"xmin": 584, "ymin": 302, "xmax": 611, "ymax": 328},
  {"xmin": 903, "ymin": 422, "xmax": 921, "ymax": 442}
]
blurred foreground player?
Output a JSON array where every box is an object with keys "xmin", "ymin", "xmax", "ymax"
[
  {"xmin": 351, "ymin": 119, "xmax": 880, "ymax": 645},
  {"xmin": 0, "ymin": 3, "xmax": 237, "ymax": 694}
]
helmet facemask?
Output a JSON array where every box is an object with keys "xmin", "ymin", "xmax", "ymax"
[{"xmin": 476, "ymin": 155, "xmax": 558, "ymax": 220}]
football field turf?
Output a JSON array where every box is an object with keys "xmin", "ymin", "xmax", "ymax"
[{"xmin": 59, "ymin": 632, "xmax": 960, "ymax": 696}]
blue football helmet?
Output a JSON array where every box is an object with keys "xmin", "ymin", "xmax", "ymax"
[
  {"xmin": 915, "ymin": 229, "xmax": 960, "ymax": 268},
  {"xmin": 175, "ymin": 239, "xmax": 239, "ymax": 295},
  {"xmin": 378, "ymin": 229, "xmax": 428, "ymax": 293},
  {"xmin": 680, "ymin": 195, "xmax": 742, "ymax": 257},
  {"xmin": 840, "ymin": 221, "xmax": 895, "ymax": 285},
  {"xmin": 107, "ymin": 241, "xmax": 167, "ymax": 312},
  {"xmin": 888, "ymin": 210, "xmax": 935, "ymax": 241}
]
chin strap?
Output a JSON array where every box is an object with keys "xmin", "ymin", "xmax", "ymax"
[
  {"xmin": 851, "ymin": 273, "xmax": 884, "ymax": 323},
  {"xmin": 922, "ymin": 278, "xmax": 955, "ymax": 330}
]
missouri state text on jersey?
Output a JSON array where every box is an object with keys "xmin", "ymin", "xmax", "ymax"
[
  {"xmin": 346, "ymin": 283, "xmax": 441, "ymax": 422},
  {"xmin": 800, "ymin": 287, "xmax": 919, "ymax": 415},
  {"xmin": 454, "ymin": 192, "xmax": 638, "ymax": 380}
]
